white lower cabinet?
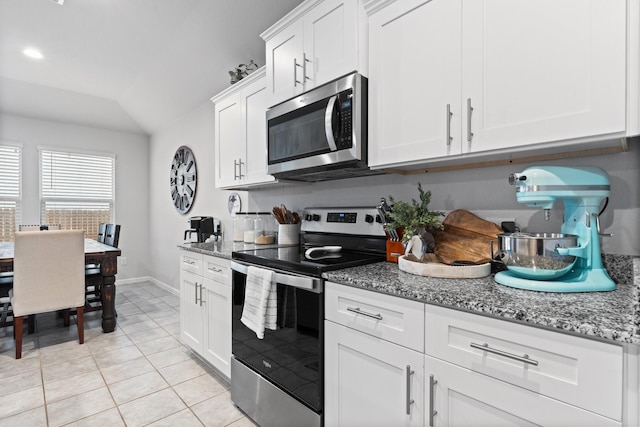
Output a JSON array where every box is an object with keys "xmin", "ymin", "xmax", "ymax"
[
  {"xmin": 424, "ymin": 355, "xmax": 620, "ymax": 427},
  {"xmin": 324, "ymin": 282, "xmax": 628, "ymax": 426},
  {"xmin": 324, "ymin": 321, "xmax": 424, "ymax": 427},
  {"xmin": 179, "ymin": 251, "xmax": 231, "ymax": 378}
]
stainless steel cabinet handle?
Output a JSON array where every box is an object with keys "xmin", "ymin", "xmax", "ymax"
[
  {"xmin": 346, "ymin": 307, "xmax": 383, "ymax": 321},
  {"xmin": 466, "ymin": 98, "xmax": 474, "ymax": 142},
  {"xmin": 199, "ymin": 283, "xmax": 204, "ymax": 307},
  {"xmin": 429, "ymin": 374, "xmax": 438, "ymax": 426},
  {"xmin": 237, "ymin": 159, "xmax": 245, "ymax": 179},
  {"xmin": 233, "ymin": 160, "xmax": 239, "ymax": 180},
  {"xmin": 208, "ymin": 266, "xmax": 223, "ymax": 273},
  {"xmin": 194, "ymin": 281, "xmax": 199, "ymax": 304},
  {"xmin": 405, "ymin": 365, "xmax": 415, "ymax": 415},
  {"xmin": 470, "ymin": 342, "xmax": 539, "ymax": 366},
  {"xmin": 294, "ymin": 58, "xmax": 302, "ymax": 86},
  {"xmin": 446, "ymin": 104, "xmax": 453, "ymax": 146},
  {"xmin": 183, "ymin": 259, "xmax": 195, "ymax": 265},
  {"xmin": 303, "ymin": 52, "xmax": 311, "ymax": 81}
]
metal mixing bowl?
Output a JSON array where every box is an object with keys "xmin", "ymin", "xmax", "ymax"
[{"xmin": 496, "ymin": 232, "xmax": 578, "ymax": 280}]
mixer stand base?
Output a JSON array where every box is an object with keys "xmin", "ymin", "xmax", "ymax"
[{"xmin": 494, "ymin": 269, "xmax": 616, "ymax": 293}]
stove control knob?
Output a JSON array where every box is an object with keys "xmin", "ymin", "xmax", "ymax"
[
  {"xmin": 312, "ymin": 214, "xmax": 321, "ymax": 221},
  {"xmin": 375, "ymin": 214, "xmax": 383, "ymax": 223},
  {"xmin": 365, "ymin": 214, "xmax": 374, "ymax": 224},
  {"xmin": 305, "ymin": 214, "xmax": 313, "ymax": 221}
]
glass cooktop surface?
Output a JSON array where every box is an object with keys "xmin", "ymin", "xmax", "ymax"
[{"xmin": 232, "ymin": 245, "xmax": 385, "ymax": 277}]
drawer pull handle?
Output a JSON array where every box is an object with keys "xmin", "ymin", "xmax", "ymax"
[
  {"xmin": 429, "ymin": 374, "xmax": 437, "ymax": 426},
  {"xmin": 346, "ymin": 307, "xmax": 383, "ymax": 321},
  {"xmin": 184, "ymin": 259, "xmax": 195, "ymax": 265},
  {"xmin": 208, "ymin": 266, "xmax": 223, "ymax": 273},
  {"xmin": 470, "ymin": 342, "xmax": 539, "ymax": 366},
  {"xmin": 406, "ymin": 365, "xmax": 414, "ymax": 415}
]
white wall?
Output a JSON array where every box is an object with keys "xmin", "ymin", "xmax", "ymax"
[
  {"xmin": 0, "ymin": 113, "xmax": 150, "ymax": 281},
  {"xmin": 150, "ymin": 96, "xmax": 639, "ymax": 292},
  {"xmin": 148, "ymin": 104, "xmax": 248, "ymax": 290},
  {"xmin": 248, "ymin": 140, "xmax": 640, "ymax": 257}
]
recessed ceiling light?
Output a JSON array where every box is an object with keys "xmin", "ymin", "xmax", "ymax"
[{"xmin": 23, "ymin": 48, "xmax": 44, "ymax": 60}]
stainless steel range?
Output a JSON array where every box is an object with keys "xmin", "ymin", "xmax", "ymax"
[{"xmin": 230, "ymin": 207, "xmax": 386, "ymax": 427}]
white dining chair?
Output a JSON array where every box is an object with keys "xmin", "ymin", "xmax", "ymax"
[{"xmin": 11, "ymin": 230, "xmax": 86, "ymax": 359}]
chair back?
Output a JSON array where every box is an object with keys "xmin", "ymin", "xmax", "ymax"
[
  {"xmin": 12, "ymin": 230, "xmax": 85, "ymax": 317},
  {"xmin": 104, "ymin": 224, "xmax": 121, "ymax": 248},
  {"xmin": 97, "ymin": 223, "xmax": 106, "ymax": 243},
  {"xmin": 19, "ymin": 224, "xmax": 61, "ymax": 231}
]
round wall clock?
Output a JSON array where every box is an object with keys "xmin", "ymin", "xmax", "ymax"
[{"xmin": 170, "ymin": 145, "xmax": 197, "ymax": 214}]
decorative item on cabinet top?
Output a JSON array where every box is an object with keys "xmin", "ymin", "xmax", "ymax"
[
  {"xmin": 170, "ymin": 146, "xmax": 197, "ymax": 215},
  {"xmin": 228, "ymin": 59, "xmax": 259, "ymax": 84}
]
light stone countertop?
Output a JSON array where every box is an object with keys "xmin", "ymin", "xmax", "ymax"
[
  {"xmin": 178, "ymin": 242, "xmax": 639, "ymax": 346},
  {"xmin": 323, "ymin": 256, "xmax": 640, "ymax": 346}
]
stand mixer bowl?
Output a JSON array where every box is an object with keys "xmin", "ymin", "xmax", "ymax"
[{"xmin": 497, "ymin": 232, "xmax": 578, "ymax": 280}]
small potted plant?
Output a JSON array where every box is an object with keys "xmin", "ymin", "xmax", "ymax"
[
  {"xmin": 386, "ymin": 183, "xmax": 444, "ymax": 254},
  {"xmin": 228, "ymin": 59, "xmax": 258, "ymax": 84}
]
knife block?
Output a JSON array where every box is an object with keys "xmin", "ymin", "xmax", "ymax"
[{"xmin": 386, "ymin": 240, "xmax": 405, "ymax": 263}]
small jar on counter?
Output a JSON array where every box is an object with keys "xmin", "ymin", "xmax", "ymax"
[
  {"xmin": 243, "ymin": 213, "xmax": 255, "ymax": 243},
  {"xmin": 232, "ymin": 214, "xmax": 245, "ymax": 242},
  {"xmin": 254, "ymin": 213, "xmax": 276, "ymax": 245}
]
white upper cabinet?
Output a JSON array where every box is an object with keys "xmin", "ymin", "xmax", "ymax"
[
  {"xmin": 212, "ymin": 67, "xmax": 275, "ymax": 189},
  {"xmin": 368, "ymin": 0, "xmax": 633, "ymax": 170},
  {"xmin": 262, "ymin": 0, "xmax": 367, "ymax": 107}
]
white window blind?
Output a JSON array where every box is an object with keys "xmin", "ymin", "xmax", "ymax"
[
  {"xmin": 40, "ymin": 148, "xmax": 115, "ymax": 238},
  {"xmin": 0, "ymin": 143, "xmax": 22, "ymax": 241}
]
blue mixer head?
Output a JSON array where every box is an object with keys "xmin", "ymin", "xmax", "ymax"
[{"xmin": 509, "ymin": 166, "xmax": 610, "ymax": 210}]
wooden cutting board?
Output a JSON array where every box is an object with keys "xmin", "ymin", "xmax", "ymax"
[{"xmin": 434, "ymin": 209, "xmax": 502, "ymax": 265}]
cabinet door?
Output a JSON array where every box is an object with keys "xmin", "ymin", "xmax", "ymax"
[
  {"xmin": 180, "ymin": 270, "xmax": 204, "ymax": 352},
  {"xmin": 215, "ymin": 93, "xmax": 244, "ymax": 188},
  {"xmin": 203, "ymin": 278, "xmax": 231, "ymax": 378},
  {"xmin": 462, "ymin": 0, "xmax": 626, "ymax": 153},
  {"xmin": 369, "ymin": 0, "xmax": 462, "ymax": 169},
  {"xmin": 425, "ymin": 355, "xmax": 620, "ymax": 427},
  {"xmin": 242, "ymin": 79, "xmax": 274, "ymax": 186},
  {"xmin": 265, "ymin": 19, "xmax": 304, "ymax": 106},
  {"xmin": 303, "ymin": 0, "xmax": 358, "ymax": 89},
  {"xmin": 324, "ymin": 321, "xmax": 424, "ymax": 427}
]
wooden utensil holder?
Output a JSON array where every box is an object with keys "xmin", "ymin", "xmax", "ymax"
[{"xmin": 386, "ymin": 240, "xmax": 405, "ymax": 263}]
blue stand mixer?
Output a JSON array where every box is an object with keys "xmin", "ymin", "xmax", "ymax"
[{"xmin": 494, "ymin": 166, "xmax": 615, "ymax": 292}]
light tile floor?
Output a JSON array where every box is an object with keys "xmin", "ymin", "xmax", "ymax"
[{"xmin": 0, "ymin": 281, "xmax": 257, "ymax": 427}]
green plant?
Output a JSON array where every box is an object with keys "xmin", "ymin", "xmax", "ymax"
[
  {"xmin": 229, "ymin": 59, "xmax": 258, "ymax": 84},
  {"xmin": 386, "ymin": 183, "xmax": 444, "ymax": 245}
]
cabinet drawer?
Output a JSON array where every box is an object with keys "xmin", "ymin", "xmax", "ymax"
[
  {"xmin": 202, "ymin": 255, "xmax": 230, "ymax": 284},
  {"xmin": 180, "ymin": 251, "xmax": 203, "ymax": 275},
  {"xmin": 425, "ymin": 304, "xmax": 623, "ymax": 421},
  {"xmin": 325, "ymin": 282, "xmax": 424, "ymax": 352}
]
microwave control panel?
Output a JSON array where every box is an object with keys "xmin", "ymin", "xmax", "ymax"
[{"xmin": 336, "ymin": 91, "xmax": 353, "ymax": 149}]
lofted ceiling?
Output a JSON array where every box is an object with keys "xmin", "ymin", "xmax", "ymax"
[{"xmin": 0, "ymin": 0, "xmax": 302, "ymax": 135}]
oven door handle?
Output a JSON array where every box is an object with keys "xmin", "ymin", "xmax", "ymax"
[{"xmin": 230, "ymin": 260, "xmax": 320, "ymax": 291}]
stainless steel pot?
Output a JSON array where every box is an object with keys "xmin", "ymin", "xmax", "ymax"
[{"xmin": 496, "ymin": 232, "xmax": 578, "ymax": 280}]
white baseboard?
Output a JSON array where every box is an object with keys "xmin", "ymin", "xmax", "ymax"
[{"xmin": 116, "ymin": 276, "xmax": 179, "ymax": 296}]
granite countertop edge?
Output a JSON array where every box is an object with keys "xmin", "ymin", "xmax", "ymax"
[
  {"xmin": 323, "ymin": 256, "xmax": 640, "ymax": 347},
  {"xmin": 179, "ymin": 242, "xmax": 640, "ymax": 346}
]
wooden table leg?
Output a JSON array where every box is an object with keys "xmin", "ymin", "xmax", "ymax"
[
  {"xmin": 100, "ymin": 253, "xmax": 118, "ymax": 333},
  {"xmin": 101, "ymin": 276, "xmax": 116, "ymax": 332}
]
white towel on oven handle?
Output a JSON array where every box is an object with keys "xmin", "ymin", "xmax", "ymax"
[{"xmin": 241, "ymin": 266, "xmax": 276, "ymax": 339}]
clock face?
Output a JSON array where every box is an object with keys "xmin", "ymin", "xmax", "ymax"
[{"xmin": 170, "ymin": 146, "xmax": 197, "ymax": 214}]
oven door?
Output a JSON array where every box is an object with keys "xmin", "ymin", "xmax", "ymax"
[{"xmin": 230, "ymin": 260, "xmax": 324, "ymax": 413}]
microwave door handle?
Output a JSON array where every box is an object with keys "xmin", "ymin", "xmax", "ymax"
[{"xmin": 324, "ymin": 95, "xmax": 338, "ymax": 151}]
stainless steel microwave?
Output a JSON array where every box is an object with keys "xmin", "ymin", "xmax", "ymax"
[{"xmin": 266, "ymin": 73, "xmax": 381, "ymax": 182}]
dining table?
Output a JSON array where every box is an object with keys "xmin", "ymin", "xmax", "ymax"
[{"xmin": 0, "ymin": 238, "xmax": 122, "ymax": 333}]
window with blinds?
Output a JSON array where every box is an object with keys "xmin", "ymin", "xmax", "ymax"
[
  {"xmin": 40, "ymin": 148, "xmax": 115, "ymax": 239},
  {"xmin": 0, "ymin": 143, "xmax": 22, "ymax": 242}
]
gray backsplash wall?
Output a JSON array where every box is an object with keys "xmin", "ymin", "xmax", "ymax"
[{"xmin": 247, "ymin": 139, "xmax": 640, "ymax": 256}]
